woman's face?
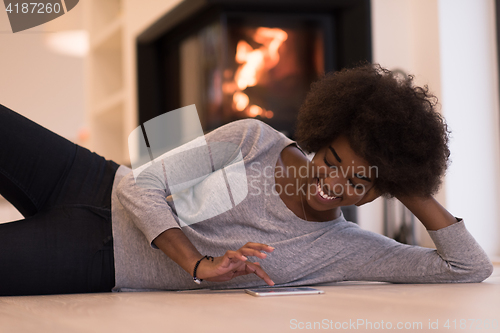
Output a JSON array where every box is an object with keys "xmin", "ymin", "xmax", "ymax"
[{"xmin": 305, "ymin": 135, "xmax": 376, "ymax": 212}]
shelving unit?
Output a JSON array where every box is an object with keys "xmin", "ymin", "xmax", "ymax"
[{"xmin": 84, "ymin": 0, "xmax": 128, "ymax": 165}]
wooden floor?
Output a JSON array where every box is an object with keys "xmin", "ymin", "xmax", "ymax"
[{"xmin": 1, "ymin": 265, "xmax": 499, "ymax": 333}]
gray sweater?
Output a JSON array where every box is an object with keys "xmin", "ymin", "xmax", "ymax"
[{"xmin": 111, "ymin": 119, "xmax": 493, "ymax": 292}]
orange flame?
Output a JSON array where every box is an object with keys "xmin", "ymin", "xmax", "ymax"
[
  {"xmin": 231, "ymin": 27, "xmax": 288, "ymax": 117},
  {"xmin": 234, "ymin": 28, "xmax": 288, "ymax": 91},
  {"xmin": 233, "ymin": 92, "xmax": 249, "ymax": 111},
  {"xmin": 248, "ymin": 105, "xmax": 262, "ymax": 117},
  {"xmin": 253, "ymin": 27, "xmax": 288, "ymax": 69}
]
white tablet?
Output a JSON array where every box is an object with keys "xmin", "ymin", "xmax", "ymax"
[{"xmin": 245, "ymin": 287, "xmax": 325, "ymax": 297}]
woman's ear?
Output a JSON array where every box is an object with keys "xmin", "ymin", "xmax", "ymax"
[{"xmin": 355, "ymin": 186, "xmax": 381, "ymax": 206}]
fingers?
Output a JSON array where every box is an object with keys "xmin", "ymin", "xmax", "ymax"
[
  {"xmin": 220, "ymin": 250, "xmax": 246, "ymax": 267},
  {"xmin": 243, "ymin": 242, "xmax": 275, "ymax": 253},
  {"xmin": 237, "ymin": 247, "xmax": 268, "ymax": 260},
  {"xmin": 216, "ymin": 243, "xmax": 275, "ymax": 285},
  {"xmin": 222, "ymin": 243, "xmax": 275, "ymax": 264},
  {"xmin": 245, "ymin": 262, "xmax": 275, "ymax": 286},
  {"xmin": 238, "ymin": 242, "xmax": 275, "ymax": 260}
]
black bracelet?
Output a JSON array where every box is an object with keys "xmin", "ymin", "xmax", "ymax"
[{"xmin": 193, "ymin": 255, "xmax": 214, "ymax": 284}]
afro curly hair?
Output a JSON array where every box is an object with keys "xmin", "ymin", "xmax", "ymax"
[{"xmin": 294, "ymin": 63, "xmax": 450, "ymax": 198}]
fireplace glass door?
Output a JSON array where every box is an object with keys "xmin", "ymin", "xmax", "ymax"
[{"xmin": 178, "ymin": 13, "xmax": 329, "ymax": 137}]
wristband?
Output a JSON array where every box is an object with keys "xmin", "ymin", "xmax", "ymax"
[{"xmin": 193, "ymin": 255, "xmax": 214, "ymax": 284}]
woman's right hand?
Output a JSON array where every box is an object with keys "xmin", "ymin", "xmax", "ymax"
[{"xmin": 195, "ymin": 242, "xmax": 275, "ymax": 286}]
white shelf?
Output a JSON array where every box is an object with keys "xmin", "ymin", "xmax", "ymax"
[
  {"xmin": 85, "ymin": 0, "xmax": 127, "ymax": 164},
  {"xmin": 93, "ymin": 89, "xmax": 124, "ymax": 117},
  {"xmin": 89, "ymin": 0, "xmax": 122, "ymax": 36},
  {"xmin": 91, "ymin": 16, "xmax": 123, "ymax": 51}
]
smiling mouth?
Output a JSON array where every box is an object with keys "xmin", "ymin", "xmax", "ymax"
[{"xmin": 316, "ymin": 178, "xmax": 340, "ymax": 201}]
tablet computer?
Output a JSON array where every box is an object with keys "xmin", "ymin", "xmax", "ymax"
[{"xmin": 245, "ymin": 287, "xmax": 325, "ymax": 297}]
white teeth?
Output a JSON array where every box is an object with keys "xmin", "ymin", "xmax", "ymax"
[{"xmin": 316, "ymin": 179, "xmax": 337, "ymax": 200}]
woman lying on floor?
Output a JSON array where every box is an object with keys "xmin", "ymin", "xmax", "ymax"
[{"xmin": 0, "ymin": 64, "xmax": 493, "ymax": 296}]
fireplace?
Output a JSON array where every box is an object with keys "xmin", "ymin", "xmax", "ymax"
[{"xmin": 136, "ymin": 0, "xmax": 372, "ymax": 222}]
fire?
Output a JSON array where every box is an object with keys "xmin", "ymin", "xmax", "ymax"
[
  {"xmin": 234, "ymin": 41, "xmax": 264, "ymax": 90},
  {"xmin": 230, "ymin": 27, "xmax": 287, "ymax": 118},
  {"xmin": 248, "ymin": 105, "xmax": 262, "ymax": 117},
  {"xmin": 233, "ymin": 92, "xmax": 249, "ymax": 111},
  {"xmin": 252, "ymin": 27, "xmax": 288, "ymax": 68}
]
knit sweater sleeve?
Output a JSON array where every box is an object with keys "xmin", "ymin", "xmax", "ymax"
[
  {"xmin": 115, "ymin": 119, "xmax": 279, "ymax": 248},
  {"xmin": 341, "ymin": 220, "xmax": 493, "ymax": 283}
]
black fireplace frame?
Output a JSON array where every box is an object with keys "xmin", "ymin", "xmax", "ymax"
[{"xmin": 136, "ymin": 0, "xmax": 372, "ymax": 126}]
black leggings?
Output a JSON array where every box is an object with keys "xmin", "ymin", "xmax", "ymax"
[{"xmin": 0, "ymin": 104, "xmax": 119, "ymax": 296}]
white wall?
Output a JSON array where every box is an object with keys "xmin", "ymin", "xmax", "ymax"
[
  {"xmin": 0, "ymin": 5, "xmax": 86, "ymax": 142},
  {"xmin": 0, "ymin": 5, "xmax": 86, "ymax": 223},
  {"xmin": 439, "ymin": 0, "xmax": 500, "ymax": 257}
]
